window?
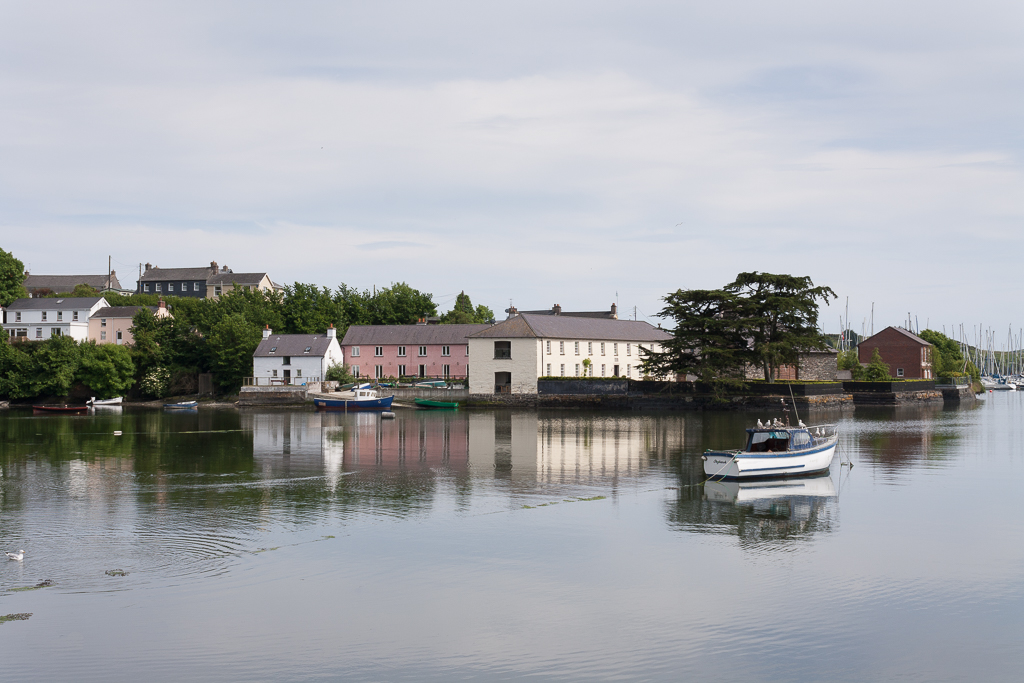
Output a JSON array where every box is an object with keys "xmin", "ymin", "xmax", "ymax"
[
  {"xmin": 398, "ymin": 346, "xmax": 406, "ymax": 357},
  {"xmin": 14, "ymin": 312, "xmax": 20, "ymax": 322},
  {"xmin": 375, "ymin": 346, "xmax": 383, "ymax": 357},
  {"xmin": 494, "ymin": 341, "xmax": 511, "ymax": 359},
  {"xmin": 601, "ymin": 364, "xmax": 606, "ymax": 376},
  {"xmin": 560, "ymin": 364, "xmax": 565, "ymax": 376},
  {"xmin": 296, "ymin": 369, "xmax": 302, "ymax": 377},
  {"xmin": 144, "ymin": 283, "xmax": 150, "ymax": 292},
  {"xmin": 100, "ymin": 331, "xmax": 106, "ymax": 340},
  {"xmin": 156, "ymin": 283, "xmax": 162, "ymax": 292},
  {"xmin": 182, "ymin": 282, "xmax": 187, "ymax": 291},
  {"xmin": 14, "ymin": 328, "xmax": 26, "ymax": 337},
  {"xmin": 375, "ymin": 365, "xmax": 384, "ymax": 379},
  {"xmin": 559, "ymin": 341, "xmax": 565, "ymax": 355},
  {"xmin": 626, "ymin": 343, "xmax": 631, "ymax": 356},
  {"xmin": 442, "ymin": 364, "xmax": 450, "ymax": 378},
  {"xmin": 272, "ymin": 369, "xmax": 278, "ymax": 377},
  {"xmin": 575, "ymin": 363, "xmax": 580, "ymax": 376},
  {"xmin": 613, "ymin": 343, "xmax": 618, "ymax": 356},
  {"xmin": 442, "ymin": 345, "xmax": 450, "ymax": 356},
  {"xmin": 214, "ymin": 286, "xmax": 221, "ymax": 296},
  {"xmin": 546, "ymin": 341, "xmax": 551, "ymax": 354},
  {"xmin": 57, "ymin": 311, "xmax": 62, "ymax": 321},
  {"xmin": 100, "ymin": 316, "xmax": 107, "ymax": 326},
  {"xmin": 601, "ymin": 342, "xmax": 605, "ymax": 356},
  {"xmin": 51, "ymin": 328, "xmax": 61, "ymax": 337},
  {"xmin": 627, "ymin": 364, "xmax": 631, "ymax": 377},
  {"xmin": 282, "ymin": 356, "xmax": 291, "ymax": 365},
  {"xmin": 588, "ymin": 342, "xmax": 592, "ymax": 354},
  {"xmin": 168, "ymin": 283, "xmax": 174, "ymax": 292},
  {"xmin": 116, "ymin": 331, "xmax": 122, "ymax": 342},
  {"xmin": 73, "ymin": 311, "xmax": 79, "ymax": 321},
  {"xmin": 897, "ymin": 368, "xmax": 904, "ymax": 377},
  {"xmin": 574, "ymin": 341, "xmax": 579, "ymax": 355},
  {"xmin": 41, "ymin": 311, "xmax": 47, "ymax": 322},
  {"xmin": 194, "ymin": 283, "xmax": 200, "ymax": 291},
  {"xmin": 270, "ymin": 347, "xmax": 277, "ymax": 353},
  {"xmin": 588, "ymin": 364, "xmax": 593, "ymax": 377},
  {"xmin": 352, "ymin": 365, "xmax": 360, "ymax": 377},
  {"xmin": 466, "ymin": 345, "xmax": 470, "ymax": 356},
  {"xmin": 398, "ymin": 364, "xmax": 406, "ymax": 377},
  {"xmin": 546, "ymin": 363, "xmax": 551, "ymax": 376},
  {"xmin": 351, "ymin": 346, "xmax": 360, "ymax": 357},
  {"xmin": 36, "ymin": 328, "xmax": 42, "ymax": 338},
  {"xmin": 304, "ymin": 347, "xmax": 311, "ymax": 353},
  {"xmin": 419, "ymin": 346, "xmax": 427, "ymax": 356}
]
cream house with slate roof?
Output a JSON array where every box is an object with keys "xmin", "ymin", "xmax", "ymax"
[
  {"xmin": 467, "ymin": 313, "xmax": 673, "ymax": 395},
  {"xmin": 251, "ymin": 327, "xmax": 343, "ymax": 385}
]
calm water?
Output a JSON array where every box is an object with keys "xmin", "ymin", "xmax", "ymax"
[{"xmin": 1, "ymin": 397, "xmax": 1023, "ymax": 681}]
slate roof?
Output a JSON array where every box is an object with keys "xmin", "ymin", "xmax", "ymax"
[
  {"xmin": 139, "ymin": 267, "xmax": 217, "ymax": 281},
  {"xmin": 91, "ymin": 306, "xmax": 157, "ymax": 319},
  {"xmin": 24, "ymin": 274, "xmax": 120, "ymax": 290},
  {"xmin": 207, "ymin": 272, "xmax": 271, "ymax": 286},
  {"xmin": 5, "ymin": 297, "xmax": 106, "ymax": 311},
  {"xmin": 469, "ymin": 314, "xmax": 673, "ymax": 342},
  {"xmin": 340, "ymin": 324, "xmax": 491, "ymax": 346},
  {"xmin": 868, "ymin": 326, "xmax": 931, "ymax": 346},
  {"xmin": 254, "ymin": 334, "xmax": 338, "ymax": 358}
]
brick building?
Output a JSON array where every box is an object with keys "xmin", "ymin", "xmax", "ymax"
[{"xmin": 857, "ymin": 326, "xmax": 934, "ymax": 379}]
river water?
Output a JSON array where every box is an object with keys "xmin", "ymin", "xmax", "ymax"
[{"xmin": 1, "ymin": 396, "xmax": 1022, "ymax": 681}]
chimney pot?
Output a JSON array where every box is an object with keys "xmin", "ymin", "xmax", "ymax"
[
  {"xmin": 211, "ymin": 261, "xmax": 218, "ymax": 271},
  {"xmin": 145, "ymin": 263, "xmax": 152, "ymax": 271},
  {"xmin": 262, "ymin": 325, "xmax": 272, "ymax": 340},
  {"xmin": 327, "ymin": 325, "xmax": 337, "ymax": 339}
]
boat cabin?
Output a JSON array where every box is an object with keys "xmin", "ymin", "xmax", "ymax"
[{"xmin": 746, "ymin": 429, "xmax": 815, "ymax": 453}]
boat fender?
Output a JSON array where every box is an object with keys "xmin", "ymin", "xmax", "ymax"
[{"xmin": 701, "ymin": 455, "xmax": 707, "ymax": 461}]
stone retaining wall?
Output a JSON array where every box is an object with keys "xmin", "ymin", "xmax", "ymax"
[{"xmin": 238, "ymin": 386, "xmax": 308, "ymax": 406}]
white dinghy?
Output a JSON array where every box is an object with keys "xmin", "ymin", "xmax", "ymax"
[{"xmin": 703, "ymin": 420, "xmax": 839, "ymax": 480}]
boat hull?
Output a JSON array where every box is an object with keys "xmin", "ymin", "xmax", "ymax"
[
  {"xmin": 414, "ymin": 398, "xmax": 459, "ymax": 409},
  {"xmin": 704, "ymin": 440, "xmax": 837, "ymax": 480},
  {"xmin": 32, "ymin": 405, "xmax": 88, "ymax": 414},
  {"xmin": 314, "ymin": 396, "xmax": 395, "ymax": 411}
]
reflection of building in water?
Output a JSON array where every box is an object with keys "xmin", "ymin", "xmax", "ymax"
[
  {"xmin": 242, "ymin": 410, "xmax": 687, "ymax": 485},
  {"xmin": 669, "ymin": 474, "xmax": 839, "ymax": 548}
]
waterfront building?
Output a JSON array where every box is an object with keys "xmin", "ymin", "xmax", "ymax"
[
  {"xmin": 137, "ymin": 261, "xmax": 278, "ymax": 299},
  {"xmin": 23, "ymin": 272, "xmax": 122, "ymax": 297},
  {"xmin": 467, "ymin": 313, "xmax": 673, "ymax": 395},
  {"xmin": 339, "ymin": 323, "xmax": 490, "ymax": 380},
  {"xmin": 87, "ymin": 301, "xmax": 172, "ymax": 345},
  {"xmin": 251, "ymin": 326, "xmax": 343, "ymax": 385},
  {"xmin": 3, "ymin": 297, "xmax": 109, "ymax": 341},
  {"xmin": 857, "ymin": 326, "xmax": 934, "ymax": 379}
]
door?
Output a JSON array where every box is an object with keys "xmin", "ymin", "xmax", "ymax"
[
  {"xmin": 494, "ymin": 371, "xmax": 511, "ymax": 394},
  {"xmin": 613, "ymin": 365, "xmax": 619, "ymax": 377},
  {"xmin": 283, "ymin": 369, "xmax": 291, "ymax": 384},
  {"xmin": 419, "ymin": 365, "xmax": 426, "ymax": 378}
]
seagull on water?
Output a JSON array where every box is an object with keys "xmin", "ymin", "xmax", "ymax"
[{"xmin": 5, "ymin": 549, "xmax": 24, "ymax": 561}]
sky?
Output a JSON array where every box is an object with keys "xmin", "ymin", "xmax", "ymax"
[{"xmin": 1, "ymin": 1, "xmax": 1022, "ymax": 343}]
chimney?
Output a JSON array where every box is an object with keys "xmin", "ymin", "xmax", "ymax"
[
  {"xmin": 145, "ymin": 263, "xmax": 152, "ymax": 271},
  {"xmin": 211, "ymin": 261, "xmax": 218, "ymax": 271},
  {"xmin": 327, "ymin": 324, "xmax": 336, "ymax": 339},
  {"xmin": 416, "ymin": 317, "xmax": 427, "ymax": 325},
  {"xmin": 158, "ymin": 299, "xmax": 166, "ymax": 309},
  {"xmin": 262, "ymin": 324, "xmax": 272, "ymax": 340},
  {"xmin": 610, "ymin": 303, "xmax": 617, "ymax": 318},
  {"xmin": 222, "ymin": 265, "xmax": 228, "ymax": 272},
  {"xmin": 505, "ymin": 306, "xmax": 518, "ymax": 319},
  {"xmin": 552, "ymin": 304, "xmax": 562, "ymax": 315}
]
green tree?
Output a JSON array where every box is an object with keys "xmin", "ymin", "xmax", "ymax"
[
  {"xmin": 325, "ymin": 363, "xmax": 355, "ymax": 383},
  {"xmin": 725, "ymin": 272, "xmax": 836, "ymax": 382},
  {"xmin": 863, "ymin": 347, "xmax": 891, "ymax": 381},
  {"xmin": 208, "ymin": 313, "xmax": 262, "ymax": 390},
  {"xmin": 917, "ymin": 329, "xmax": 979, "ymax": 380},
  {"xmin": 77, "ymin": 343, "xmax": 136, "ymax": 398},
  {"xmin": 27, "ymin": 335, "xmax": 82, "ymax": 397},
  {"xmin": 0, "ymin": 341, "xmax": 32, "ymax": 398},
  {"xmin": 441, "ymin": 291, "xmax": 494, "ymax": 324},
  {"xmin": 368, "ymin": 282, "xmax": 436, "ymax": 325},
  {"xmin": 69, "ymin": 283, "xmax": 100, "ymax": 297},
  {"xmin": 283, "ymin": 283, "xmax": 343, "ymax": 334},
  {"xmin": 837, "ymin": 348, "xmax": 864, "ymax": 380},
  {"xmin": 0, "ymin": 248, "xmax": 27, "ymax": 307}
]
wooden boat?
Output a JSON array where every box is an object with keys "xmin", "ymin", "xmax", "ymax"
[
  {"xmin": 702, "ymin": 421, "xmax": 838, "ymax": 480},
  {"xmin": 164, "ymin": 400, "xmax": 199, "ymax": 409},
  {"xmin": 87, "ymin": 396, "xmax": 123, "ymax": 406},
  {"xmin": 413, "ymin": 380, "xmax": 448, "ymax": 389},
  {"xmin": 314, "ymin": 386, "xmax": 394, "ymax": 411},
  {"xmin": 414, "ymin": 398, "xmax": 459, "ymax": 409},
  {"xmin": 32, "ymin": 404, "xmax": 88, "ymax": 414}
]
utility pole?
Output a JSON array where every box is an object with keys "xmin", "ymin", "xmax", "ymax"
[{"xmin": 108, "ymin": 255, "xmax": 112, "ymax": 290}]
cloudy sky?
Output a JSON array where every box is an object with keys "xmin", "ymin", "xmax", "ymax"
[{"xmin": 2, "ymin": 1, "xmax": 1022, "ymax": 340}]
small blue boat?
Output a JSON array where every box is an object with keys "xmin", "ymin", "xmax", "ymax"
[
  {"xmin": 164, "ymin": 400, "xmax": 199, "ymax": 410},
  {"xmin": 314, "ymin": 386, "xmax": 394, "ymax": 412}
]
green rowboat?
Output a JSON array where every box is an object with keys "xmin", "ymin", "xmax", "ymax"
[{"xmin": 414, "ymin": 398, "xmax": 460, "ymax": 409}]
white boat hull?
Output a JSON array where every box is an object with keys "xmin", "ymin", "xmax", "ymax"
[
  {"xmin": 88, "ymin": 397, "xmax": 123, "ymax": 406},
  {"xmin": 704, "ymin": 441, "xmax": 837, "ymax": 479}
]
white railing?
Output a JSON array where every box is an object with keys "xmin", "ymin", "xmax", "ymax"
[{"xmin": 243, "ymin": 376, "xmax": 321, "ymax": 386}]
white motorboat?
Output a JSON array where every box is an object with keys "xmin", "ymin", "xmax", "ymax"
[
  {"xmin": 87, "ymin": 396, "xmax": 123, "ymax": 406},
  {"xmin": 703, "ymin": 421, "xmax": 838, "ymax": 480}
]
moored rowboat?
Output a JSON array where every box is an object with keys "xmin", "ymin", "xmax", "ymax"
[
  {"xmin": 413, "ymin": 398, "xmax": 459, "ymax": 409},
  {"xmin": 32, "ymin": 404, "xmax": 88, "ymax": 414}
]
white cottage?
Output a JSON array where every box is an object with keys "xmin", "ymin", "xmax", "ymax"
[
  {"xmin": 467, "ymin": 313, "xmax": 673, "ymax": 395},
  {"xmin": 251, "ymin": 327, "xmax": 344, "ymax": 385},
  {"xmin": 3, "ymin": 297, "xmax": 109, "ymax": 342}
]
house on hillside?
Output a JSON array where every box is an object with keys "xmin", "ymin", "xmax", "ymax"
[
  {"xmin": 508, "ymin": 303, "xmax": 620, "ymax": 320},
  {"xmin": 24, "ymin": 272, "xmax": 121, "ymax": 297},
  {"xmin": 467, "ymin": 313, "xmax": 673, "ymax": 395},
  {"xmin": 137, "ymin": 262, "xmax": 278, "ymax": 299},
  {"xmin": 251, "ymin": 327, "xmax": 343, "ymax": 385},
  {"xmin": 339, "ymin": 323, "xmax": 490, "ymax": 379},
  {"xmin": 88, "ymin": 301, "xmax": 172, "ymax": 345},
  {"xmin": 3, "ymin": 297, "xmax": 109, "ymax": 341},
  {"xmin": 858, "ymin": 326, "xmax": 934, "ymax": 379},
  {"xmin": 206, "ymin": 271, "xmax": 278, "ymax": 299}
]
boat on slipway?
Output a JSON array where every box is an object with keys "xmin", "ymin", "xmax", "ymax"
[
  {"xmin": 703, "ymin": 421, "xmax": 839, "ymax": 480},
  {"xmin": 314, "ymin": 385, "xmax": 394, "ymax": 412}
]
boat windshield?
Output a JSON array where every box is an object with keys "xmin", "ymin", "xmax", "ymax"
[
  {"xmin": 747, "ymin": 431, "xmax": 790, "ymax": 453},
  {"xmin": 790, "ymin": 430, "xmax": 813, "ymax": 450}
]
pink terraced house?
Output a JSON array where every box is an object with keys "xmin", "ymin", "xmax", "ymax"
[{"xmin": 339, "ymin": 323, "xmax": 490, "ymax": 380}]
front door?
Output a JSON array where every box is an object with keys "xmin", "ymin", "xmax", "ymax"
[
  {"xmin": 419, "ymin": 365, "xmax": 426, "ymax": 378},
  {"xmin": 613, "ymin": 365, "xmax": 619, "ymax": 377},
  {"xmin": 283, "ymin": 369, "xmax": 291, "ymax": 384}
]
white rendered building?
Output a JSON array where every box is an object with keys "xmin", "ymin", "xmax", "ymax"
[
  {"xmin": 251, "ymin": 326, "xmax": 344, "ymax": 385},
  {"xmin": 467, "ymin": 313, "xmax": 673, "ymax": 395},
  {"xmin": 3, "ymin": 297, "xmax": 109, "ymax": 342}
]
